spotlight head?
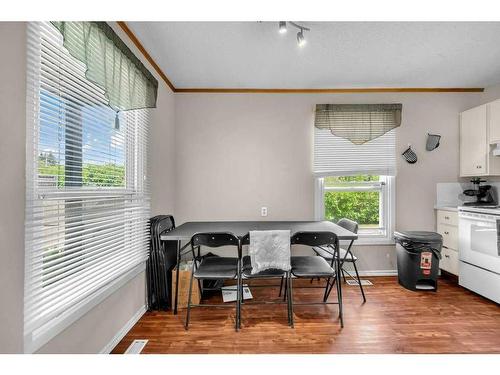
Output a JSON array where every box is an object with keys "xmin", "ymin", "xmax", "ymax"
[
  {"xmin": 279, "ymin": 21, "xmax": 287, "ymax": 34},
  {"xmin": 297, "ymin": 29, "xmax": 306, "ymax": 46}
]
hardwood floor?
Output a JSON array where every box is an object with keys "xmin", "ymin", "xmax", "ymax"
[{"xmin": 111, "ymin": 276, "xmax": 500, "ymax": 354}]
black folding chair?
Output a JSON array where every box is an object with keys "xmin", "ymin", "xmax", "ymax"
[
  {"xmin": 313, "ymin": 218, "xmax": 366, "ymax": 302},
  {"xmin": 147, "ymin": 215, "xmax": 176, "ymax": 310},
  {"xmin": 185, "ymin": 232, "xmax": 241, "ymax": 331},
  {"xmin": 238, "ymin": 233, "xmax": 292, "ymax": 329},
  {"xmin": 288, "ymin": 231, "xmax": 343, "ymax": 328}
]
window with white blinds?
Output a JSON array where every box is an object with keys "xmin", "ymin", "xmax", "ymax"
[
  {"xmin": 314, "ymin": 128, "xmax": 396, "ymax": 176},
  {"xmin": 25, "ymin": 22, "xmax": 150, "ymax": 352},
  {"xmin": 313, "ymin": 104, "xmax": 398, "ymax": 176}
]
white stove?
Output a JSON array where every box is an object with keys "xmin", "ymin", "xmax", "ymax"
[{"xmin": 458, "ymin": 206, "xmax": 500, "ymax": 303}]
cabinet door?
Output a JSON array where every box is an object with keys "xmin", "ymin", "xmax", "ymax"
[
  {"xmin": 489, "ymin": 100, "xmax": 500, "ymax": 144},
  {"xmin": 460, "ymin": 105, "xmax": 487, "ymax": 176}
]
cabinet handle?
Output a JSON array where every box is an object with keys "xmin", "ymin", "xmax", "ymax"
[
  {"xmin": 477, "ymin": 165, "xmax": 482, "ymax": 169},
  {"xmin": 444, "ymin": 231, "xmax": 449, "ymax": 235},
  {"xmin": 444, "ymin": 216, "xmax": 450, "ymax": 220},
  {"xmin": 445, "ymin": 255, "xmax": 450, "ymax": 258}
]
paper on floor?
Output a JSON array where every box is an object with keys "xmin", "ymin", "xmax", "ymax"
[{"xmin": 221, "ymin": 284, "xmax": 253, "ymax": 302}]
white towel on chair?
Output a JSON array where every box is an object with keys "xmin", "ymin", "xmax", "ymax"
[{"xmin": 249, "ymin": 230, "xmax": 291, "ymax": 274}]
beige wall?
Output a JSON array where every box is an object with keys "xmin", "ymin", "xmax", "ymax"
[
  {"xmin": 37, "ymin": 270, "xmax": 146, "ymax": 354},
  {"xmin": 174, "ymin": 92, "xmax": 483, "ymax": 271},
  {"xmin": 0, "ymin": 22, "xmax": 176, "ymax": 353},
  {"xmin": 0, "ymin": 22, "xmax": 27, "ymax": 353},
  {"xmin": 480, "ymin": 83, "xmax": 500, "ymax": 103}
]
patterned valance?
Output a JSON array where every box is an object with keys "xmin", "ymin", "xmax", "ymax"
[
  {"xmin": 315, "ymin": 104, "xmax": 402, "ymax": 145},
  {"xmin": 52, "ymin": 21, "xmax": 158, "ymax": 112}
]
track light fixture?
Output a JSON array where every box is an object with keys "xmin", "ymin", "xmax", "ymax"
[
  {"xmin": 278, "ymin": 21, "xmax": 287, "ymax": 34},
  {"xmin": 296, "ymin": 29, "xmax": 306, "ymax": 46},
  {"xmin": 278, "ymin": 21, "xmax": 310, "ymax": 47}
]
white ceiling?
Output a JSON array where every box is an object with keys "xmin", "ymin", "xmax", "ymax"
[{"xmin": 127, "ymin": 22, "xmax": 500, "ymax": 89}]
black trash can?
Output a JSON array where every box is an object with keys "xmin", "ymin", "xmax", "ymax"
[{"xmin": 394, "ymin": 231, "xmax": 442, "ymax": 291}]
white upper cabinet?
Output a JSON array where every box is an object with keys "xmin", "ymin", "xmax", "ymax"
[
  {"xmin": 488, "ymin": 100, "xmax": 500, "ymax": 144},
  {"xmin": 460, "ymin": 105, "xmax": 488, "ymax": 176},
  {"xmin": 460, "ymin": 101, "xmax": 500, "ymax": 177}
]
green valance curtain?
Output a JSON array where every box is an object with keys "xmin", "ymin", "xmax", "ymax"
[
  {"xmin": 314, "ymin": 104, "xmax": 402, "ymax": 145},
  {"xmin": 51, "ymin": 21, "xmax": 158, "ymax": 112}
]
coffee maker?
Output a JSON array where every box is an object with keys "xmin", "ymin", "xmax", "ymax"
[{"xmin": 463, "ymin": 178, "xmax": 497, "ymax": 207}]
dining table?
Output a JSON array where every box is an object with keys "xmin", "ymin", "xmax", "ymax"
[{"xmin": 160, "ymin": 220, "xmax": 358, "ymax": 315}]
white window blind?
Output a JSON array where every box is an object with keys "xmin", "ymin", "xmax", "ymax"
[
  {"xmin": 25, "ymin": 22, "xmax": 150, "ymax": 352},
  {"xmin": 314, "ymin": 113, "xmax": 397, "ymax": 176}
]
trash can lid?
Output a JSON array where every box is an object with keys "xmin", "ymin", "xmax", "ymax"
[{"xmin": 394, "ymin": 231, "xmax": 442, "ymax": 244}]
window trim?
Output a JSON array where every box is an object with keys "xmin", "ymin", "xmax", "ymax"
[{"xmin": 314, "ymin": 175, "xmax": 395, "ymax": 245}]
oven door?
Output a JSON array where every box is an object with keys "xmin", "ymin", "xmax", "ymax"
[{"xmin": 459, "ymin": 211, "xmax": 500, "ymax": 274}]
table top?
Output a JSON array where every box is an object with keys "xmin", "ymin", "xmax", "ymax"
[{"xmin": 160, "ymin": 220, "xmax": 358, "ymax": 241}]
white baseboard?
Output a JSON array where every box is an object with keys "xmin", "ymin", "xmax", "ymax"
[
  {"xmin": 357, "ymin": 270, "xmax": 398, "ymax": 277},
  {"xmin": 100, "ymin": 304, "xmax": 147, "ymax": 354}
]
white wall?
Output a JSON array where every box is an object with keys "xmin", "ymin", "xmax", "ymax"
[
  {"xmin": 174, "ymin": 92, "xmax": 483, "ymax": 271},
  {"xmin": 0, "ymin": 22, "xmax": 176, "ymax": 354}
]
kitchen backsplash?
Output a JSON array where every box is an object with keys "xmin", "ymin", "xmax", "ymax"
[{"xmin": 436, "ymin": 181, "xmax": 500, "ymax": 207}]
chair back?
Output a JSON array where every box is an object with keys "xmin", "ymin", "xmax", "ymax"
[
  {"xmin": 337, "ymin": 218, "xmax": 358, "ymax": 234},
  {"xmin": 157, "ymin": 215, "xmax": 175, "ymax": 234},
  {"xmin": 240, "ymin": 233, "xmax": 250, "ymax": 246},
  {"xmin": 291, "ymin": 231, "xmax": 338, "ymax": 247},
  {"xmin": 191, "ymin": 232, "xmax": 241, "ymax": 257}
]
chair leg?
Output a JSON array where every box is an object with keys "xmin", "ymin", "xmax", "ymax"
[
  {"xmin": 278, "ymin": 275, "xmax": 284, "ymax": 297},
  {"xmin": 285, "ymin": 273, "xmax": 291, "ymax": 326},
  {"xmin": 283, "ymin": 276, "xmax": 288, "ymax": 302},
  {"xmin": 288, "ymin": 273, "xmax": 294, "ymax": 328},
  {"xmin": 335, "ymin": 265, "xmax": 344, "ymax": 328},
  {"xmin": 184, "ymin": 262, "xmax": 196, "ymax": 330},
  {"xmin": 323, "ymin": 277, "xmax": 331, "ymax": 302},
  {"xmin": 324, "ymin": 274, "xmax": 337, "ymax": 301},
  {"xmin": 197, "ymin": 279, "xmax": 203, "ymax": 301},
  {"xmin": 352, "ymin": 260, "xmax": 366, "ymax": 303},
  {"xmin": 341, "ymin": 269, "xmax": 347, "ymax": 283},
  {"xmin": 236, "ymin": 265, "xmax": 241, "ymax": 331}
]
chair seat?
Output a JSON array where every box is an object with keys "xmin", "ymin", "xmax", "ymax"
[
  {"xmin": 241, "ymin": 255, "xmax": 286, "ymax": 278},
  {"xmin": 193, "ymin": 257, "xmax": 238, "ymax": 280},
  {"xmin": 291, "ymin": 256, "xmax": 335, "ymax": 278},
  {"xmin": 312, "ymin": 246, "xmax": 357, "ymax": 262}
]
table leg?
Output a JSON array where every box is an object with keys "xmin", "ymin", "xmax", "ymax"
[
  {"xmin": 336, "ymin": 244, "xmax": 344, "ymax": 327},
  {"xmin": 174, "ymin": 240, "xmax": 181, "ymax": 315}
]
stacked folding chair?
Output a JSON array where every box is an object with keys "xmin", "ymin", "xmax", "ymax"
[{"xmin": 147, "ymin": 215, "xmax": 176, "ymax": 311}]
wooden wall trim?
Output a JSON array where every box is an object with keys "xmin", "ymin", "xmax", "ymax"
[
  {"xmin": 175, "ymin": 87, "xmax": 484, "ymax": 93},
  {"xmin": 117, "ymin": 21, "xmax": 176, "ymax": 92},
  {"xmin": 117, "ymin": 22, "xmax": 484, "ymax": 95}
]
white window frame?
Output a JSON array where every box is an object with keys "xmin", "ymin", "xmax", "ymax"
[{"xmin": 314, "ymin": 175, "xmax": 395, "ymax": 245}]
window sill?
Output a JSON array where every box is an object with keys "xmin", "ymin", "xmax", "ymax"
[{"xmin": 353, "ymin": 238, "xmax": 395, "ymax": 246}]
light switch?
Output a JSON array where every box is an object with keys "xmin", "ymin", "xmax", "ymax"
[{"xmin": 261, "ymin": 207, "xmax": 268, "ymax": 217}]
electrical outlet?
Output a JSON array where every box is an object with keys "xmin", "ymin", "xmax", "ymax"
[{"xmin": 261, "ymin": 206, "xmax": 268, "ymax": 217}]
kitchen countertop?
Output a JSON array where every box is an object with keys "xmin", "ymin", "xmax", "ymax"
[{"xmin": 434, "ymin": 205, "xmax": 459, "ymax": 212}]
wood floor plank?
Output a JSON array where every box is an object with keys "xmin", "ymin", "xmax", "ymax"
[{"xmin": 111, "ymin": 276, "xmax": 500, "ymax": 354}]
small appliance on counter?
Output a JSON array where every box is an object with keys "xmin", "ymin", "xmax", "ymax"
[{"xmin": 462, "ymin": 178, "xmax": 497, "ymax": 207}]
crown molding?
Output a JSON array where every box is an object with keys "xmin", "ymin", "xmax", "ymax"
[{"xmin": 175, "ymin": 87, "xmax": 484, "ymax": 93}]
